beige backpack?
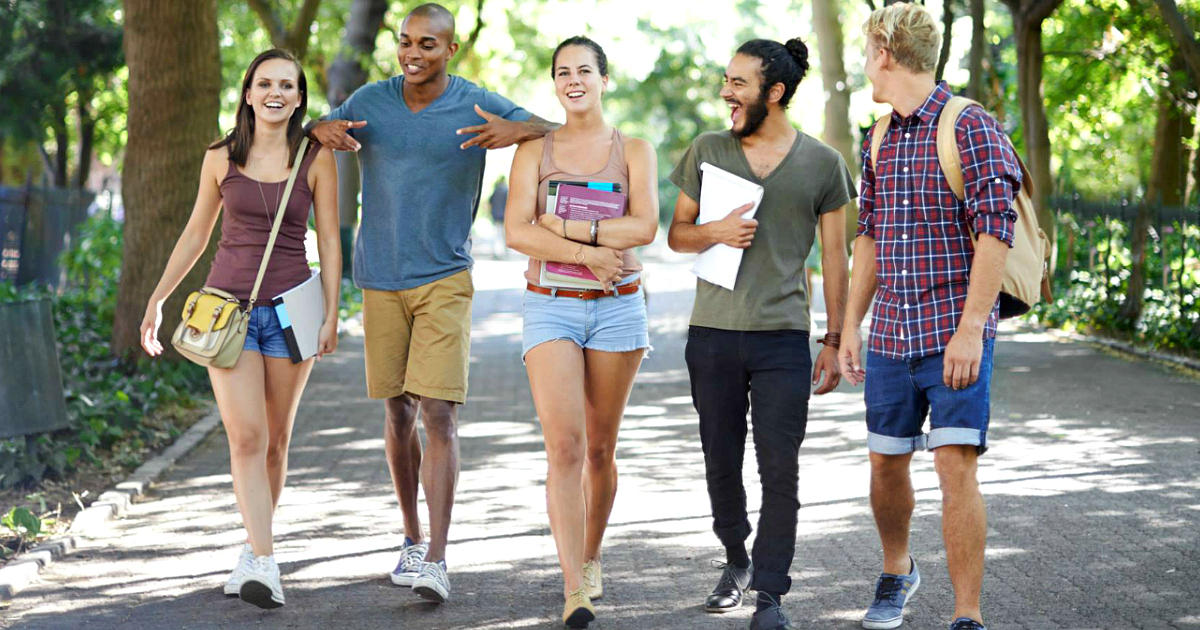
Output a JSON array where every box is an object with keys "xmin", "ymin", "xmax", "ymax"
[{"xmin": 869, "ymin": 96, "xmax": 1052, "ymax": 318}]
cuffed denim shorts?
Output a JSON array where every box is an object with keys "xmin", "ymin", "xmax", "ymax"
[
  {"xmin": 242, "ymin": 305, "xmax": 291, "ymax": 359},
  {"xmin": 521, "ymin": 278, "xmax": 651, "ymax": 361},
  {"xmin": 864, "ymin": 337, "xmax": 995, "ymax": 455}
]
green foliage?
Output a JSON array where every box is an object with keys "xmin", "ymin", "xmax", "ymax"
[
  {"xmin": 0, "ymin": 0, "xmax": 125, "ymax": 184},
  {"xmin": 2, "ymin": 507, "xmax": 41, "ymax": 541},
  {"xmin": 0, "ymin": 213, "xmax": 208, "ymax": 490},
  {"xmin": 1032, "ymin": 210, "xmax": 1200, "ymax": 353}
]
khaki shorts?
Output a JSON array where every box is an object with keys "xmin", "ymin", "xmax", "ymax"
[{"xmin": 362, "ymin": 269, "xmax": 473, "ymax": 403}]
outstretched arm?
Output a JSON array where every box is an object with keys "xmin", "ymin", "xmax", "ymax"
[
  {"xmin": 458, "ymin": 105, "xmax": 558, "ymax": 150},
  {"xmin": 139, "ymin": 149, "xmax": 226, "ymax": 356}
]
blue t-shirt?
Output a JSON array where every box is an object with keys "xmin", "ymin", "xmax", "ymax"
[{"xmin": 329, "ymin": 75, "xmax": 531, "ymax": 290}]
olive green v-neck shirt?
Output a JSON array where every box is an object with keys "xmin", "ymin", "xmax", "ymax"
[{"xmin": 669, "ymin": 130, "xmax": 855, "ymax": 331}]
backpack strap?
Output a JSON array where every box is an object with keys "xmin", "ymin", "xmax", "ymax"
[
  {"xmin": 868, "ymin": 115, "xmax": 891, "ymax": 170},
  {"xmin": 936, "ymin": 96, "xmax": 981, "ymax": 202}
]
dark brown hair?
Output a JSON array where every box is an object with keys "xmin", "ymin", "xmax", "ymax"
[
  {"xmin": 551, "ymin": 36, "xmax": 608, "ymax": 78},
  {"xmin": 210, "ymin": 49, "xmax": 308, "ymax": 167}
]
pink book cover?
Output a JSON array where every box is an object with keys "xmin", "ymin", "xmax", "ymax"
[{"xmin": 545, "ymin": 185, "xmax": 627, "ymax": 282}]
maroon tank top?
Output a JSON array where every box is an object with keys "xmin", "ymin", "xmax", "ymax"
[{"xmin": 205, "ymin": 142, "xmax": 321, "ymax": 302}]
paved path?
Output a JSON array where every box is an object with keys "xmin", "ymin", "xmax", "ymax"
[{"xmin": 4, "ymin": 260, "xmax": 1199, "ymax": 630}]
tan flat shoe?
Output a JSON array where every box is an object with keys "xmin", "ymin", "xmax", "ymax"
[
  {"xmin": 563, "ymin": 587, "xmax": 596, "ymax": 628},
  {"xmin": 582, "ymin": 559, "xmax": 603, "ymax": 600}
]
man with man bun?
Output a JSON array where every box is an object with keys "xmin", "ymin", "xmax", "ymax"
[{"xmin": 668, "ymin": 38, "xmax": 854, "ymax": 630}]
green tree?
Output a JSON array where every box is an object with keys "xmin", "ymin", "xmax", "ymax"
[
  {"xmin": 0, "ymin": 0, "xmax": 124, "ymax": 189},
  {"xmin": 112, "ymin": 0, "xmax": 222, "ymax": 357}
]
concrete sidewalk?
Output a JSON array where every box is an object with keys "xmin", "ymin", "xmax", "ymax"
[{"xmin": 2, "ymin": 260, "xmax": 1199, "ymax": 629}]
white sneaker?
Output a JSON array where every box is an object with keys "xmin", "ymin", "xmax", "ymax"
[
  {"xmin": 412, "ymin": 560, "xmax": 450, "ymax": 603},
  {"xmin": 389, "ymin": 539, "xmax": 429, "ymax": 586},
  {"xmin": 223, "ymin": 543, "xmax": 254, "ymax": 596},
  {"xmin": 239, "ymin": 555, "xmax": 285, "ymax": 609}
]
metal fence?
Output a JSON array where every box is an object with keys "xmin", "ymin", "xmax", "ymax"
[
  {"xmin": 1049, "ymin": 195, "xmax": 1200, "ymax": 305},
  {"xmin": 0, "ymin": 184, "xmax": 94, "ymax": 288}
]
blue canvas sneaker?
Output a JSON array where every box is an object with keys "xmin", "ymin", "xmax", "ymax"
[
  {"xmin": 862, "ymin": 557, "xmax": 920, "ymax": 629},
  {"xmin": 389, "ymin": 537, "xmax": 429, "ymax": 587},
  {"xmin": 949, "ymin": 617, "xmax": 986, "ymax": 630}
]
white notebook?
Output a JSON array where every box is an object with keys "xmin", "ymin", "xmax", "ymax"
[
  {"xmin": 692, "ymin": 162, "xmax": 765, "ymax": 290},
  {"xmin": 272, "ymin": 270, "xmax": 325, "ymax": 363}
]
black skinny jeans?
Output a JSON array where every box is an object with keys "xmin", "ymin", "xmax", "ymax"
[{"xmin": 685, "ymin": 326, "xmax": 811, "ymax": 596}]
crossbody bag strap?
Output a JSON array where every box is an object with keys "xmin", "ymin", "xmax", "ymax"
[{"xmin": 246, "ymin": 136, "xmax": 310, "ymax": 311}]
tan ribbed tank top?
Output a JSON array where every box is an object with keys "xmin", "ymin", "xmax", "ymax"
[{"xmin": 524, "ymin": 127, "xmax": 643, "ymax": 285}]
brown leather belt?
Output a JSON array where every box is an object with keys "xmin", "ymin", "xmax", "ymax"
[{"xmin": 526, "ymin": 280, "xmax": 640, "ymax": 300}]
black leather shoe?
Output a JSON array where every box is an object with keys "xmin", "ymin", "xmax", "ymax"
[
  {"xmin": 704, "ymin": 561, "xmax": 752, "ymax": 613},
  {"xmin": 749, "ymin": 595, "xmax": 795, "ymax": 630}
]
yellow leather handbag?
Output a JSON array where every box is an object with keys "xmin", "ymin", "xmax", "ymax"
[{"xmin": 171, "ymin": 137, "xmax": 309, "ymax": 368}]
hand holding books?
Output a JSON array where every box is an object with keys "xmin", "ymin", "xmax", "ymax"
[
  {"xmin": 537, "ymin": 181, "xmax": 628, "ymax": 290},
  {"xmin": 582, "ymin": 246, "xmax": 623, "ymax": 290}
]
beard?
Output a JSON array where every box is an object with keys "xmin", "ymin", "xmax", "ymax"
[{"xmin": 733, "ymin": 92, "xmax": 770, "ymax": 139}]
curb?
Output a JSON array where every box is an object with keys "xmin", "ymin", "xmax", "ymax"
[
  {"xmin": 1041, "ymin": 327, "xmax": 1200, "ymax": 373},
  {"xmin": 0, "ymin": 405, "xmax": 222, "ymax": 601}
]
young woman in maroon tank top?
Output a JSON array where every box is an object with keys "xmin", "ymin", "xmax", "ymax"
[
  {"xmin": 505, "ymin": 37, "xmax": 658, "ymax": 627},
  {"xmin": 136, "ymin": 50, "xmax": 340, "ymax": 610}
]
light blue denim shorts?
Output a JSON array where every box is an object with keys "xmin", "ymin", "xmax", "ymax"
[
  {"xmin": 242, "ymin": 305, "xmax": 291, "ymax": 359},
  {"xmin": 521, "ymin": 279, "xmax": 651, "ymax": 361}
]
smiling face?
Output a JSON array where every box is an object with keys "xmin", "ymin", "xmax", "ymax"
[
  {"xmin": 245, "ymin": 58, "xmax": 302, "ymax": 125},
  {"xmin": 553, "ymin": 44, "xmax": 608, "ymax": 115},
  {"xmin": 398, "ymin": 14, "xmax": 457, "ymax": 86},
  {"xmin": 721, "ymin": 54, "xmax": 770, "ymax": 138}
]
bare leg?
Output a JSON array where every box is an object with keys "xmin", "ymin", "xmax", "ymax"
[
  {"xmin": 385, "ymin": 394, "xmax": 424, "ymax": 543},
  {"xmin": 526, "ymin": 340, "xmax": 588, "ymax": 596},
  {"xmin": 869, "ymin": 451, "xmax": 916, "ymax": 575},
  {"xmin": 262, "ymin": 356, "xmax": 314, "ymax": 513},
  {"xmin": 418, "ymin": 397, "xmax": 459, "ymax": 562},
  {"xmin": 935, "ymin": 445, "xmax": 986, "ymax": 624},
  {"xmin": 581, "ymin": 348, "xmax": 644, "ymax": 562},
  {"xmin": 209, "ymin": 353, "xmax": 273, "ymax": 556}
]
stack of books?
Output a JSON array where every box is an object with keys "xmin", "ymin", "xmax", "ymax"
[{"xmin": 539, "ymin": 181, "xmax": 626, "ymax": 289}]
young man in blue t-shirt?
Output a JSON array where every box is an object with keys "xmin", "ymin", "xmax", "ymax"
[{"xmin": 309, "ymin": 3, "xmax": 554, "ymax": 604}]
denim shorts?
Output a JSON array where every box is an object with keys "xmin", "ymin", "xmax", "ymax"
[
  {"xmin": 521, "ymin": 282, "xmax": 651, "ymax": 361},
  {"xmin": 242, "ymin": 305, "xmax": 291, "ymax": 359},
  {"xmin": 864, "ymin": 337, "xmax": 995, "ymax": 455}
]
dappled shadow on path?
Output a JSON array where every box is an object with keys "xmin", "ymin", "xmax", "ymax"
[{"xmin": 4, "ymin": 264, "xmax": 1200, "ymax": 629}]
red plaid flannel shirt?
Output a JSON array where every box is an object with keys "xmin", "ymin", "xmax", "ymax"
[{"xmin": 857, "ymin": 82, "xmax": 1020, "ymax": 360}]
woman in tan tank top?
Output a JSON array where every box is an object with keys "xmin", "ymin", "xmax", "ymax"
[
  {"xmin": 136, "ymin": 50, "xmax": 340, "ymax": 610},
  {"xmin": 505, "ymin": 36, "xmax": 659, "ymax": 628}
]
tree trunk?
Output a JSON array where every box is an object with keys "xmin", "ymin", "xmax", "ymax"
[
  {"xmin": 935, "ymin": 0, "xmax": 954, "ymax": 82},
  {"xmin": 326, "ymin": 0, "xmax": 387, "ymax": 278},
  {"xmin": 1156, "ymin": 0, "xmax": 1200, "ymax": 83},
  {"xmin": 1117, "ymin": 81, "xmax": 1187, "ymax": 326},
  {"xmin": 1010, "ymin": 6, "xmax": 1060, "ymax": 266},
  {"xmin": 812, "ymin": 0, "xmax": 859, "ymax": 252},
  {"xmin": 112, "ymin": 0, "xmax": 221, "ymax": 358},
  {"xmin": 74, "ymin": 89, "xmax": 96, "ymax": 190},
  {"xmin": 51, "ymin": 101, "xmax": 69, "ymax": 188},
  {"xmin": 967, "ymin": 0, "xmax": 985, "ymax": 100}
]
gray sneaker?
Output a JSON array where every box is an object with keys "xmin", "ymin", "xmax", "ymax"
[
  {"xmin": 862, "ymin": 557, "xmax": 920, "ymax": 629},
  {"xmin": 412, "ymin": 560, "xmax": 450, "ymax": 603}
]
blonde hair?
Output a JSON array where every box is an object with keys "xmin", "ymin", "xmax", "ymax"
[{"xmin": 863, "ymin": 2, "xmax": 941, "ymax": 74}]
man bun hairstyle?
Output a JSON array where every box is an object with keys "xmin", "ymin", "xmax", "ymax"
[
  {"xmin": 863, "ymin": 2, "xmax": 941, "ymax": 74},
  {"xmin": 736, "ymin": 37, "xmax": 810, "ymax": 109},
  {"xmin": 551, "ymin": 35, "xmax": 608, "ymax": 78}
]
